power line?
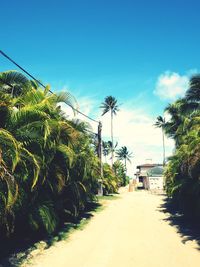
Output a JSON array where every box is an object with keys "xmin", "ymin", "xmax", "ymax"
[
  {"xmin": 0, "ymin": 76, "xmax": 98, "ymax": 138},
  {"xmin": 0, "ymin": 75, "xmax": 98, "ymax": 134},
  {"xmin": 0, "ymin": 50, "xmax": 104, "ymax": 191},
  {"xmin": 0, "ymin": 50, "xmax": 46, "ymax": 90},
  {"xmin": 0, "ymin": 81, "xmax": 99, "ymax": 138},
  {"xmin": 0, "ymin": 49, "xmax": 99, "ymax": 124}
]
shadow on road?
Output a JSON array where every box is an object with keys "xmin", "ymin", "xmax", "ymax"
[
  {"xmin": 0, "ymin": 201, "xmax": 101, "ymax": 267},
  {"xmin": 159, "ymin": 197, "xmax": 200, "ymax": 250}
]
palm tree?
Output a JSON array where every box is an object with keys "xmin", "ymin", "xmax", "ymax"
[
  {"xmin": 185, "ymin": 74, "xmax": 200, "ymax": 103},
  {"xmin": 0, "ymin": 73, "xmax": 82, "ymax": 235},
  {"xmin": 101, "ymin": 96, "xmax": 119, "ymax": 167},
  {"xmin": 102, "ymin": 140, "xmax": 118, "ymax": 163},
  {"xmin": 154, "ymin": 116, "xmax": 166, "ymax": 166},
  {"xmin": 113, "ymin": 160, "xmax": 127, "ymax": 186},
  {"xmin": 162, "ymin": 74, "xmax": 200, "ymax": 219},
  {"xmin": 0, "ymin": 70, "xmax": 31, "ymax": 97},
  {"xmin": 102, "ymin": 141, "xmax": 110, "ymax": 162},
  {"xmin": 164, "ymin": 100, "xmax": 193, "ymax": 147},
  {"xmin": 116, "ymin": 146, "xmax": 132, "ymax": 174},
  {"xmin": 0, "ymin": 70, "xmax": 124, "ymax": 239}
]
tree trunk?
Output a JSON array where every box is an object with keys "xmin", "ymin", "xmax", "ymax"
[
  {"xmin": 97, "ymin": 121, "xmax": 103, "ymax": 195},
  {"xmin": 111, "ymin": 111, "xmax": 114, "ymax": 167},
  {"xmin": 162, "ymin": 127, "xmax": 166, "ymax": 166},
  {"xmin": 105, "ymin": 155, "xmax": 107, "ymax": 163}
]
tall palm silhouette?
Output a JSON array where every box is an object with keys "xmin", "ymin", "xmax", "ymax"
[
  {"xmin": 164, "ymin": 100, "xmax": 191, "ymax": 147},
  {"xmin": 116, "ymin": 146, "xmax": 132, "ymax": 174},
  {"xmin": 154, "ymin": 116, "xmax": 166, "ymax": 166},
  {"xmin": 102, "ymin": 141, "xmax": 110, "ymax": 162},
  {"xmin": 186, "ymin": 74, "xmax": 200, "ymax": 103},
  {"xmin": 101, "ymin": 96, "xmax": 119, "ymax": 167}
]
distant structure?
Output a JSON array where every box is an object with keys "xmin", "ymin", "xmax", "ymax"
[
  {"xmin": 135, "ymin": 159, "xmax": 164, "ymax": 191},
  {"xmin": 146, "ymin": 166, "xmax": 164, "ymax": 191}
]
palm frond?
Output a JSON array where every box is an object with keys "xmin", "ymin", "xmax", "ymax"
[
  {"xmin": 0, "ymin": 128, "xmax": 20, "ymax": 171},
  {"xmin": 20, "ymin": 147, "xmax": 40, "ymax": 189}
]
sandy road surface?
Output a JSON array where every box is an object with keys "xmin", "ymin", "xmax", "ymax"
[{"xmin": 27, "ymin": 191, "xmax": 200, "ymax": 267}]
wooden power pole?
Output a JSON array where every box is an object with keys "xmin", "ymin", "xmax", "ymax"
[{"xmin": 97, "ymin": 121, "xmax": 103, "ymax": 195}]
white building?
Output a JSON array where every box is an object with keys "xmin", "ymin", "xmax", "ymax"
[
  {"xmin": 146, "ymin": 166, "xmax": 164, "ymax": 191},
  {"xmin": 135, "ymin": 163, "xmax": 163, "ymax": 190}
]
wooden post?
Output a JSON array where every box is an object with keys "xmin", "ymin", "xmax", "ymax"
[{"xmin": 97, "ymin": 121, "xmax": 103, "ymax": 195}]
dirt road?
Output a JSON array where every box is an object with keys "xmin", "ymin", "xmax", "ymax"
[{"xmin": 27, "ymin": 191, "xmax": 200, "ymax": 267}]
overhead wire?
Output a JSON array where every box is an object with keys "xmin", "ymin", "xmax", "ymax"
[
  {"xmin": 0, "ymin": 50, "xmax": 104, "ymax": 179},
  {"xmin": 0, "ymin": 75, "xmax": 98, "ymax": 136},
  {"xmin": 0, "ymin": 49, "xmax": 99, "ymax": 124}
]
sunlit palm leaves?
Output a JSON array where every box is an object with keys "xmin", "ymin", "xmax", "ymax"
[
  {"xmin": 101, "ymin": 96, "xmax": 119, "ymax": 167},
  {"xmin": 0, "ymin": 70, "xmax": 31, "ymax": 97},
  {"xmin": 186, "ymin": 74, "xmax": 200, "ymax": 102},
  {"xmin": 0, "ymin": 70, "xmax": 85, "ymax": 237},
  {"xmin": 116, "ymin": 146, "xmax": 132, "ymax": 172},
  {"xmin": 0, "ymin": 70, "xmax": 123, "ymax": 241},
  {"xmin": 164, "ymin": 74, "xmax": 200, "ymax": 219},
  {"xmin": 154, "ymin": 116, "xmax": 166, "ymax": 165}
]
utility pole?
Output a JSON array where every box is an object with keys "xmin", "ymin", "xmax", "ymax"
[
  {"xmin": 97, "ymin": 121, "xmax": 103, "ymax": 195},
  {"xmin": 162, "ymin": 127, "xmax": 166, "ymax": 166}
]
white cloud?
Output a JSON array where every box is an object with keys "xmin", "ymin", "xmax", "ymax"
[
  {"xmin": 154, "ymin": 72, "xmax": 189, "ymax": 100},
  {"xmin": 100, "ymin": 107, "xmax": 174, "ymax": 176},
  {"xmin": 60, "ymin": 94, "xmax": 175, "ymax": 178},
  {"xmin": 59, "ymin": 96, "xmax": 99, "ymax": 126}
]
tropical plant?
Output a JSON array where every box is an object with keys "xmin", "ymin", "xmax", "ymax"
[
  {"xmin": 102, "ymin": 141, "xmax": 110, "ymax": 162},
  {"xmin": 113, "ymin": 160, "xmax": 128, "ymax": 186},
  {"xmin": 100, "ymin": 96, "xmax": 119, "ymax": 167},
  {"xmin": 102, "ymin": 163, "xmax": 119, "ymax": 194},
  {"xmin": 185, "ymin": 74, "xmax": 200, "ymax": 103},
  {"xmin": 0, "ymin": 70, "xmax": 31, "ymax": 97},
  {"xmin": 163, "ymin": 74, "xmax": 200, "ymax": 221},
  {"xmin": 116, "ymin": 146, "xmax": 132, "ymax": 173},
  {"xmin": 102, "ymin": 140, "xmax": 118, "ymax": 163},
  {"xmin": 154, "ymin": 116, "xmax": 166, "ymax": 165},
  {"xmin": 0, "ymin": 70, "xmax": 100, "ymax": 244}
]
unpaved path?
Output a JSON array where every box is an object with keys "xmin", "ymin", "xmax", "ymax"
[{"xmin": 27, "ymin": 191, "xmax": 200, "ymax": 267}]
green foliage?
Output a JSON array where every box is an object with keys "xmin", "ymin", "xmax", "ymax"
[
  {"xmin": 163, "ymin": 74, "xmax": 200, "ymax": 220},
  {"xmin": 100, "ymin": 96, "xmax": 119, "ymax": 116},
  {"xmin": 29, "ymin": 202, "xmax": 58, "ymax": 234},
  {"xmin": 0, "ymin": 70, "xmax": 100, "ymax": 241},
  {"xmin": 102, "ymin": 163, "xmax": 118, "ymax": 194},
  {"xmin": 100, "ymin": 96, "xmax": 119, "ymax": 166},
  {"xmin": 116, "ymin": 146, "xmax": 132, "ymax": 170},
  {"xmin": 102, "ymin": 161, "xmax": 128, "ymax": 194},
  {"xmin": 113, "ymin": 160, "xmax": 129, "ymax": 186}
]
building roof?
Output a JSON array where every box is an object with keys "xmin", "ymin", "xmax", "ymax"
[
  {"xmin": 136, "ymin": 163, "xmax": 163, "ymax": 168},
  {"xmin": 147, "ymin": 166, "xmax": 164, "ymax": 177}
]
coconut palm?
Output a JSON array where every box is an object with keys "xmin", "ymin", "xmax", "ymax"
[
  {"xmin": 102, "ymin": 141, "xmax": 110, "ymax": 162},
  {"xmin": 116, "ymin": 146, "xmax": 132, "ymax": 173},
  {"xmin": 163, "ymin": 74, "xmax": 200, "ymax": 220},
  {"xmin": 113, "ymin": 160, "xmax": 127, "ymax": 186},
  {"xmin": 102, "ymin": 141, "xmax": 118, "ymax": 163},
  {"xmin": 154, "ymin": 116, "xmax": 166, "ymax": 166},
  {"xmin": 164, "ymin": 99, "xmax": 195, "ymax": 147},
  {"xmin": 0, "ymin": 108, "xmax": 41, "ymax": 234},
  {"xmin": 0, "ymin": 70, "xmax": 31, "ymax": 97},
  {"xmin": 100, "ymin": 96, "xmax": 119, "ymax": 167},
  {"xmin": 185, "ymin": 74, "xmax": 200, "ymax": 103},
  {"xmin": 0, "ymin": 70, "xmax": 124, "ymax": 242},
  {"xmin": 102, "ymin": 163, "xmax": 119, "ymax": 194},
  {"xmin": 0, "ymin": 73, "xmax": 81, "ymax": 236}
]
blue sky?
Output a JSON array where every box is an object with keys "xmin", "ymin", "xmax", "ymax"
[{"xmin": 1, "ymin": 0, "xmax": 200, "ymax": 172}]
